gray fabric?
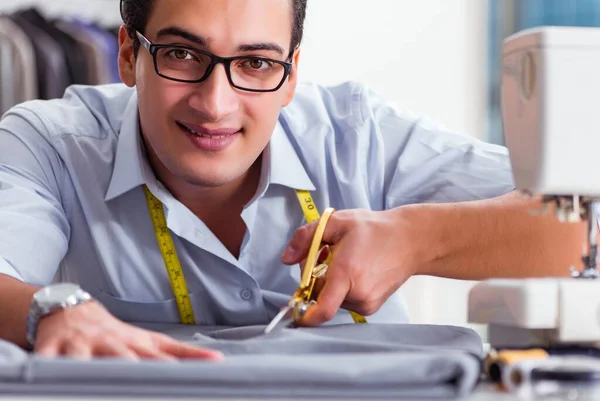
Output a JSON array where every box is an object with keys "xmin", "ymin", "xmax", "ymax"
[{"xmin": 0, "ymin": 323, "xmax": 483, "ymax": 399}]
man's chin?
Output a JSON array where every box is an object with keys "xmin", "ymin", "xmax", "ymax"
[{"xmin": 180, "ymin": 170, "xmax": 243, "ymax": 188}]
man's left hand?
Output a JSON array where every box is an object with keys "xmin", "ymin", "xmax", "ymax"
[{"xmin": 281, "ymin": 208, "xmax": 418, "ymax": 326}]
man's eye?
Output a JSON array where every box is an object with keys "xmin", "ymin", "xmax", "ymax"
[
  {"xmin": 248, "ymin": 59, "xmax": 265, "ymax": 69},
  {"xmin": 244, "ymin": 59, "xmax": 272, "ymax": 70},
  {"xmin": 169, "ymin": 49, "xmax": 193, "ymax": 60}
]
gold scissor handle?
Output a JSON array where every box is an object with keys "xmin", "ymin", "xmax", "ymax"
[
  {"xmin": 300, "ymin": 207, "xmax": 335, "ymax": 287},
  {"xmin": 292, "ymin": 207, "xmax": 335, "ymax": 321}
]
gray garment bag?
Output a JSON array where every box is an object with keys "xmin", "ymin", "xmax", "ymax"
[{"xmin": 0, "ymin": 323, "xmax": 483, "ymax": 399}]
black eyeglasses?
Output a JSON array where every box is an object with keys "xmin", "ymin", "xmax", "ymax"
[{"xmin": 135, "ymin": 31, "xmax": 293, "ymax": 93}]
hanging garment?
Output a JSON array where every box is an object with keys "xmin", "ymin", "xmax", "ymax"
[
  {"xmin": 0, "ymin": 25, "xmax": 15, "ymax": 115},
  {"xmin": 55, "ymin": 20, "xmax": 104, "ymax": 85},
  {"xmin": 0, "ymin": 323, "xmax": 483, "ymax": 399},
  {"xmin": 0, "ymin": 7, "xmax": 120, "ymax": 108},
  {"xmin": 0, "ymin": 16, "xmax": 37, "ymax": 115},
  {"xmin": 17, "ymin": 9, "xmax": 89, "ymax": 86},
  {"xmin": 8, "ymin": 13, "xmax": 70, "ymax": 100},
  {"xmin": 72, "ymin": 18, "xmax": 120, "ymax": 84}
]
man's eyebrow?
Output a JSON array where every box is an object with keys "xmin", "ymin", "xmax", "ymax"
[
  {"xmin": 154, "ymin": 26, "xmax": 285, "ymax": 56},
  {"xmin": 236, "ymin": 43, "xmax": 285, "ymax": 56},
  {"xmin": 155, "ymin": 27, "xmax": 209, "ymax": 47}
]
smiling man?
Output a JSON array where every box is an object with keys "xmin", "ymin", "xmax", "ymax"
[{"xmin": 0, "ymin": 0, "xmax": 585, "ymax": 360}]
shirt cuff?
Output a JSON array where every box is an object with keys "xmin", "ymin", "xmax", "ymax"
[{"xmin": 0, "ymin": 257, "xmax": 24, "ymax": 282}]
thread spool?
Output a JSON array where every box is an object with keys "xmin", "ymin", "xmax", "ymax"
[
  {"xmin": 486, "ymin": 349, "xmax": 549, "ymax": 383},
  {"xmin": 502, "ymin": 359, "xmax": 561, "ymax": 395}
]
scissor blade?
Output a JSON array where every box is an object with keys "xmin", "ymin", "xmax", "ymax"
[{"xmin": 264, "ymin": 305, "xmax": 294, "ymax": 334}]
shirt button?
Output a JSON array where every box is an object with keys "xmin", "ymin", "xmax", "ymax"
[{"xmin": 240, "ymin": 288, "xmax": 253, "ymax": 301}]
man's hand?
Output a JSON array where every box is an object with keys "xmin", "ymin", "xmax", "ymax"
[
  {"xmin": 281, "ymin": 208, "xmax": 417, "ymax": 326},
  {"xmin": 281, "ymin": 192, "xmax": 589, "ymax": 327},
  {"xmin": 35, "ymin": 300, "xmax": 223, "ymax": 361}
]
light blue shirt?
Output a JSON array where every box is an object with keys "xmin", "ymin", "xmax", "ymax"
[{"xmin": 0, "ymin": 82, "xmax": 515, "ymax": 326}]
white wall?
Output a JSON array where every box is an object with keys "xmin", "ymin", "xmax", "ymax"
[
  {"xmin": 301, "ymin": 0, "xmax": 489, "ymax": 140},
  {"xmin": 1, "ymin": 0, "xmax": 491, "ymax": 336}
]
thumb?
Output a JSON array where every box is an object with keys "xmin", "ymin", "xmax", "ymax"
[{"xmin": 281, "ymin": 222, "xmax": 318, "ymax": 265}]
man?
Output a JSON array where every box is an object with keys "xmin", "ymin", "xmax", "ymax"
[{"xmin": 0, "ymin": 0, "xmax": 585, "ymax": 361}]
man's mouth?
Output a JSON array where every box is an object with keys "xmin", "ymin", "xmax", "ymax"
[{"xmin": 176, "ymin": 122, "xmax": 239, "ymax": 139}]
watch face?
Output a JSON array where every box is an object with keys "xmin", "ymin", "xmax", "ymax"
[{"xmin": 35, "ymin": 283, "xmax": 81, "ymax": 305}]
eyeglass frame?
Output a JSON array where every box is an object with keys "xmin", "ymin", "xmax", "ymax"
[{"xmin": 134, "ymin": 31, "xmax": 295, "ymax": 93}]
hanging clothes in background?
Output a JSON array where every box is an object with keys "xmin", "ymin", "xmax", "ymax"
[{"xmin": 0, "ymin": 7, "xmax": 120, "ymax": 115}]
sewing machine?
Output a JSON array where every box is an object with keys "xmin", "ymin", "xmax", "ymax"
[{"xmin": 468, "ymin": 26, "xmax": 600, "ymax": 348}]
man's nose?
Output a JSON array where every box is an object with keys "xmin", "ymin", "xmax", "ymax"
[{"xmin": 188, "ymin": 64, "xmax": 240, "ymax": 122}]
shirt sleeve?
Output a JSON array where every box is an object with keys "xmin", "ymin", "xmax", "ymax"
[
  {"xmin": 357, "ymin": 86, "xmax": 516, "ymax": 208},
  {"xmin": 0, "ymin": 106, "xmax": 70, "ymax": 285}
]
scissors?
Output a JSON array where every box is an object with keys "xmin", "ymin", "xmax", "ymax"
[{"xmin": 264, "ymin": 207, "xmax": 335, "ymax": 334}]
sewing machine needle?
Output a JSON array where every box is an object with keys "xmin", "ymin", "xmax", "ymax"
[{"xmin": 264, "ymin": 305, "xmax": 294, "ymax": 334}]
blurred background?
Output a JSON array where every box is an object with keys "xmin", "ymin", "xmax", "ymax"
[{"xmin": 2, "ymin": 0, "xmax": 600, "ymax": 338}]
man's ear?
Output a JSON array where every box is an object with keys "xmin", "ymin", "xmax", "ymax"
[
  {"xmin": 282, "ymin": 48, "xmax": 301, "ymax": 107},
  {"xmin": 118, "ymin": 25, "xmax": 136, "ymax": 87}
]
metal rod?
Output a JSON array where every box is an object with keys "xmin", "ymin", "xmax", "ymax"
[
  {"xmin": 586, "ymin": 200, "xmax": 598, "ymax": 270},
  {"xmin": 569, "ymin": 198, "xmax": 600, "ymax": 278}
]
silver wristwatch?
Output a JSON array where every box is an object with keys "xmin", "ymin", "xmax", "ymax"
[{"xmin": 26, "ymin": 283, "xmax": 93, "ymax": 347}]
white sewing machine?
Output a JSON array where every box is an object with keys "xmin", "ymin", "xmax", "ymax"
[{"xmin": 468, "ymin": 26, "xmax": 600, "ymax": 348}]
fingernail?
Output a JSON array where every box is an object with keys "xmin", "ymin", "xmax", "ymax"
[{"xmin": 281, "ymin": 246, "xmax": 296, "ymax": 262}]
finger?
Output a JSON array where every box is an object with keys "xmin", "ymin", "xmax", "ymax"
[
  {"xmin": 61, "ymin": 340, "xmax": 93, "ymax": 361},
  {"xmin": 298, "ymin": 273, "xmax": 350, "ymax": 326},
  {"xmin": 35, "ymin": 338, "xmax": 62, "ymax": 358},
  {"xmin": 338, "ymin": 300, "xmax": 374, "ymax": 319},
  {"xmin": 93, "ymin": 340, "xmax": 140, "ymax": 361},
  {"xmin": 129, "ymin": 342, "xmax": 177, "ymax": 362},
  {"xmin": 317, "ymin": 245, "xmax": 331, "ymax": 264},
  {"xmin": 157, "ymin": 336, "xmax": 223, "ymax": 360},
  {"xmin": 282, "ymin": 216, "xmax": 346, "ymax": 265},
  {"xmin": 310, "ymin": 275, "xmax": 326, "ymax": 299},
  {"xmin": 281, "ymin": 221, "xmax": 318, "ymax": 265},
  {"xmin": 339, "ymin": 300, "xmax": 361, "ymax": 314}
]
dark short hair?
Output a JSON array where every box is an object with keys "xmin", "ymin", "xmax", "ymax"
[{"xmin": 120, "ymin": 0, "xmax": 307, "ymax": 57}]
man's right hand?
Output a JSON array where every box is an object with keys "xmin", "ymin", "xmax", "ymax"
[{"xmin": 34, "ymin": 300, "xmax": 223, "ymax": 361}]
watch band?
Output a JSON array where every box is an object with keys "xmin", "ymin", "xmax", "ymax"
[{"xmin": 26, "ymin": 286, "xmax": 93, "ymax": 348}]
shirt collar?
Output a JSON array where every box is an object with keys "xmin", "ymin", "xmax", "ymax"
[
  {"xmin": 262, "ymin": 121, "xmax": 315, "ymax": 191},
  {"xmin": 104, "ymin": 91, "xmax": 152, "ymax": 202},
  {"xmin": 105, "ymin": 95, "xmax": 315, "ymax": 202}
]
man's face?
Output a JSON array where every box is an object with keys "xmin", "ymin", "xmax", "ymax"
[{"xmin": 119, "ymin": 0, "xmax": 299, "ymax": 188}]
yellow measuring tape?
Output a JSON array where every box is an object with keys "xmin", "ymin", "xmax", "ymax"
[
  {"xmin": 143, "ymin": 186, "xmax": 195, "ymax": 324},
  {"xmin": 144, "ymin": 185, "xmax": 366, "ymax": 325}
]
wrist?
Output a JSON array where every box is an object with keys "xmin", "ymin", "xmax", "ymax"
[
  {"xmin": 26, "ymin": 283, "xmax": 93, "ymax": 348},
  {"xmin": 392, "ymin": 203, "xmax": 448, "ymax": 277}
]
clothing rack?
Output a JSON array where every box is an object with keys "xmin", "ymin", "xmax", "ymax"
[
  {"xmin": 0, "ymin": 0, "xmax": 121, "ymax": 27},
  {"xmin": 0, "ymin": 6, "xmax": 121, "ymax": 115}
]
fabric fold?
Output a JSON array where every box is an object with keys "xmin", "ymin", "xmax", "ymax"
[
  {"xmin": 0, "ymin": 323, "xmax": 483, "ymax": 399},
  {"xmin": 0, "ymin": 338, "xmax": 27, "ymax": 380}
]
